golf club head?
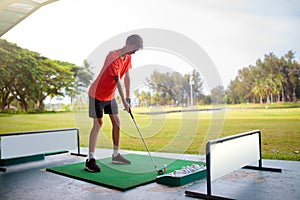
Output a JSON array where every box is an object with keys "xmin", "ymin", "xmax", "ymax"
[{"xmin": 157, "ymin": 169, "xmax": 163, "ymax": 175}]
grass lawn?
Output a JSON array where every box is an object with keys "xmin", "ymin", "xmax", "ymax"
[{"xmin": 0, "ymin": 107, "xmax": 299, "ymax": 161}]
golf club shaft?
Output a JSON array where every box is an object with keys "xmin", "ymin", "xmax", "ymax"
[{"xmin": 129, "ymin": 111, "xmax": 159, "ymax": 172}]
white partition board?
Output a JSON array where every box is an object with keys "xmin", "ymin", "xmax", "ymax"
[
  {"xmin": 210, "ymin": 133, "xmax": 260, "ymax": 181},
  {"xmin": 1, "ymin": 130, "xmax": 77, "ymax": 159}
]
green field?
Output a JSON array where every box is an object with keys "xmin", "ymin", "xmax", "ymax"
[{"xmin": 0, "ymin": 107, "xmax": 299, "ymax": 161}]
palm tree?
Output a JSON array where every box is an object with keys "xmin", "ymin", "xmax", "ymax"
[
  {"xmin": 134, "ymin": 89, "xmax": 140, "ymax": 107},
  {"xmin": 264, "ymin": 74, "xmax": 277, "ymax": 104},
  {"xmin": 71, "ymin": 60, "xmax": 94, "ymax": 110},
  {"xmin": 273, "ymin": 73, "xmax": 285, "ymax": 102},
  {"xmin": 146, "ymin": 91, "xmax": 151, "ymax": 107},
  {"xmin": 140, "ymin": 91, "xmax": 146, "ymax": 107},
  {"xmin": 251, "ymin": 79, "xmax": 264, "ymax": 104},
  {"xmin": 284, "ymin": 50, "xmax": 299, "ymax": 102},
  {"xmin": 153, "ymin": 92, "xmax": 161, "ymax": 106}
]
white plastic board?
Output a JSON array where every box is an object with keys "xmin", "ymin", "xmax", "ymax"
[
  {"xmin": 0, "ymin": 130, "xmax": 77, "ymax": 159},
  {"xmin": 209, "ymin": 133, "xmax": 260, "ymax": 181}
]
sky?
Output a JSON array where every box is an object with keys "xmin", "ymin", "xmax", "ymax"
[{"xmin": 2, "ymin": 0, "xmax": 300, "ymax": 88}]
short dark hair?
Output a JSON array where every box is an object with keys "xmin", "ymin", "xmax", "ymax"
[{"xmin": 126, "ymin": 34, "xmax": 143, "ymax": 49}]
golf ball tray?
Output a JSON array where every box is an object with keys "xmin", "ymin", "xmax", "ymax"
[{"xmin": 156, "ymin": 164, "xmax": 206, "ymax": 186}]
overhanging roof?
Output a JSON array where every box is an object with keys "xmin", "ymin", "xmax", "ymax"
[{"xmin": 0, "ymin": 0, "xmax": 57, "ymax": 37}]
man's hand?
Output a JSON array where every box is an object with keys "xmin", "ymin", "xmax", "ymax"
[
  {"xmin": 126, "ymin": 98, "xmax": 131, "ymax": 106},
  {"xmin": 123, "ymin": 101, "xmax": 131, "ymax": 113}
]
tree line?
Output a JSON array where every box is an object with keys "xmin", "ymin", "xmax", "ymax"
[
  {"xmin": 133, "ymin": 70, "xmax": 210, "ymax": 107},
  {"xmin": 0, "ymin": 39, "xmax": 92, "ymax": 112},
  {"xmin": 225, "ymin": 51, "xmax": 300, "ymax": 104},
  {"xmin": 1, "ymin": 38, "xmax": 299, "ymax": 112},
  {"xmin": 131, "ymin": 51, "xmax": 300, "ymax": 106}
]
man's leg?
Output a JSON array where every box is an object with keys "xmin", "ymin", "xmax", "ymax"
[
  {"xmin": 109, "ymin": 114, "xmax": 131, "ymax": 164},
  {"xmin": 109, "ymin": 114, "xmax": 120, "ymax": 155},
  {"xmin": 85, "ymin": 118, "xmax": 102, "ymax": 172},
  {"xmin": 89, "ymin": 118, "xmax": 103, "ymax": 157}
]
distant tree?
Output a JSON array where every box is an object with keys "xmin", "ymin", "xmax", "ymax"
[
  {"xmin": 33, "ymin": 59, "xmax": 74, "ymax": 110},
  {"xmin": 184, "ymin": 70, "xmax": 204, "ymax": 105},
  {"xmin": 251, "ymin": 78, "xmax": 264, "ymax": 104},
  {"xmin": 225, "ymin": 79, "xmax": 241, "ymax": 104},
  {"xmin": 284, "ymin": 51, "xmax": 300, "ymax": 102},
  {"xmin": 145, "ymin": 69, "xmax": 204, "ymax": 106},
  {"xmin": 0, "ymin": 39, "xmax": 79, "ymax": 111},
  {"xmin": 65, "ymin": 59, "xmax": 94, "ymax": 109},
  {"xmin": 211, "ymin": 85, "xmax": 225, "ymax": 104},
  {"xmin": 0, "ymin": 39, "xmax": 17, "ymax": 110},
  {"xmin": 226, "ymin": 50, "xmax": 300, "ymax": 104}
]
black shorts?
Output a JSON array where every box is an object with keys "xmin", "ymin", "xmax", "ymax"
[{"xmin": 89, "ymin": 96, "xmax": 118, "ymax": 118}]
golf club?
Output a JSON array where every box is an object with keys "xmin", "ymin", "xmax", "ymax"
[{"xmin": 129, "ymin": 109, "xmax": 163, "ymax": 175}]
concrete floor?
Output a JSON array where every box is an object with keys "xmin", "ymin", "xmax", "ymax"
[{"xmin": 0, "ymin": 148, "xmax": 299, "ymax": 200}]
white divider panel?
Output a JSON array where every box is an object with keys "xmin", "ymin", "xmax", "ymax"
[
  {"xmin": 210, "ymin": 133, "xmax": 260, "ymax": 181},
  {"xmin": 1, "ymin": 130, "xmax": 77, "ymax": 159}
]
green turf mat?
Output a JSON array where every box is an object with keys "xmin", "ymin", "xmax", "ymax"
[{"xmin": 46, "ymin": 154, "xmax": 205, "ymax": 191}]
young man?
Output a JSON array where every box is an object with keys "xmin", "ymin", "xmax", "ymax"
[{"xmin": 85, "ymin": 34, "xmax": 143, "ymax": 172}]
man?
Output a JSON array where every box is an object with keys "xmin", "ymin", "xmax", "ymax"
[{"xmin": 85, "ymin": 34, "xmax": 143, "ymax": 172}]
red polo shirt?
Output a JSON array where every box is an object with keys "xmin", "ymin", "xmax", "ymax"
[{"xmin": 88, "ymin": 50, "xmax": 132, "ymax": 101}]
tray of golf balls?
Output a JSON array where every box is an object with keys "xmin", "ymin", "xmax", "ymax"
[{"xmin": 156, "ymin": 164, "xmax": 206, "ymax": 186}]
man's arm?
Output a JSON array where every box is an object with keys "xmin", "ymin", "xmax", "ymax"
[
  {"xmin": 124, "ymin": 71, "xmax": 130, "ymax": 99},
  {"xmin": 114, "ymin": 75, "xmax": 130, "ymax": 112}
]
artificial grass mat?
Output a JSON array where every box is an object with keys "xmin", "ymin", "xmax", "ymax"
[{"xmin": 46, "ymin": 154, "xmax": 205, "ymax": 191}]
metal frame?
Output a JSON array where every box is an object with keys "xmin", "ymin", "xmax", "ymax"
[{"xmin": 185, "ymin": 130, "xmax": 282, "ymax": 200}]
